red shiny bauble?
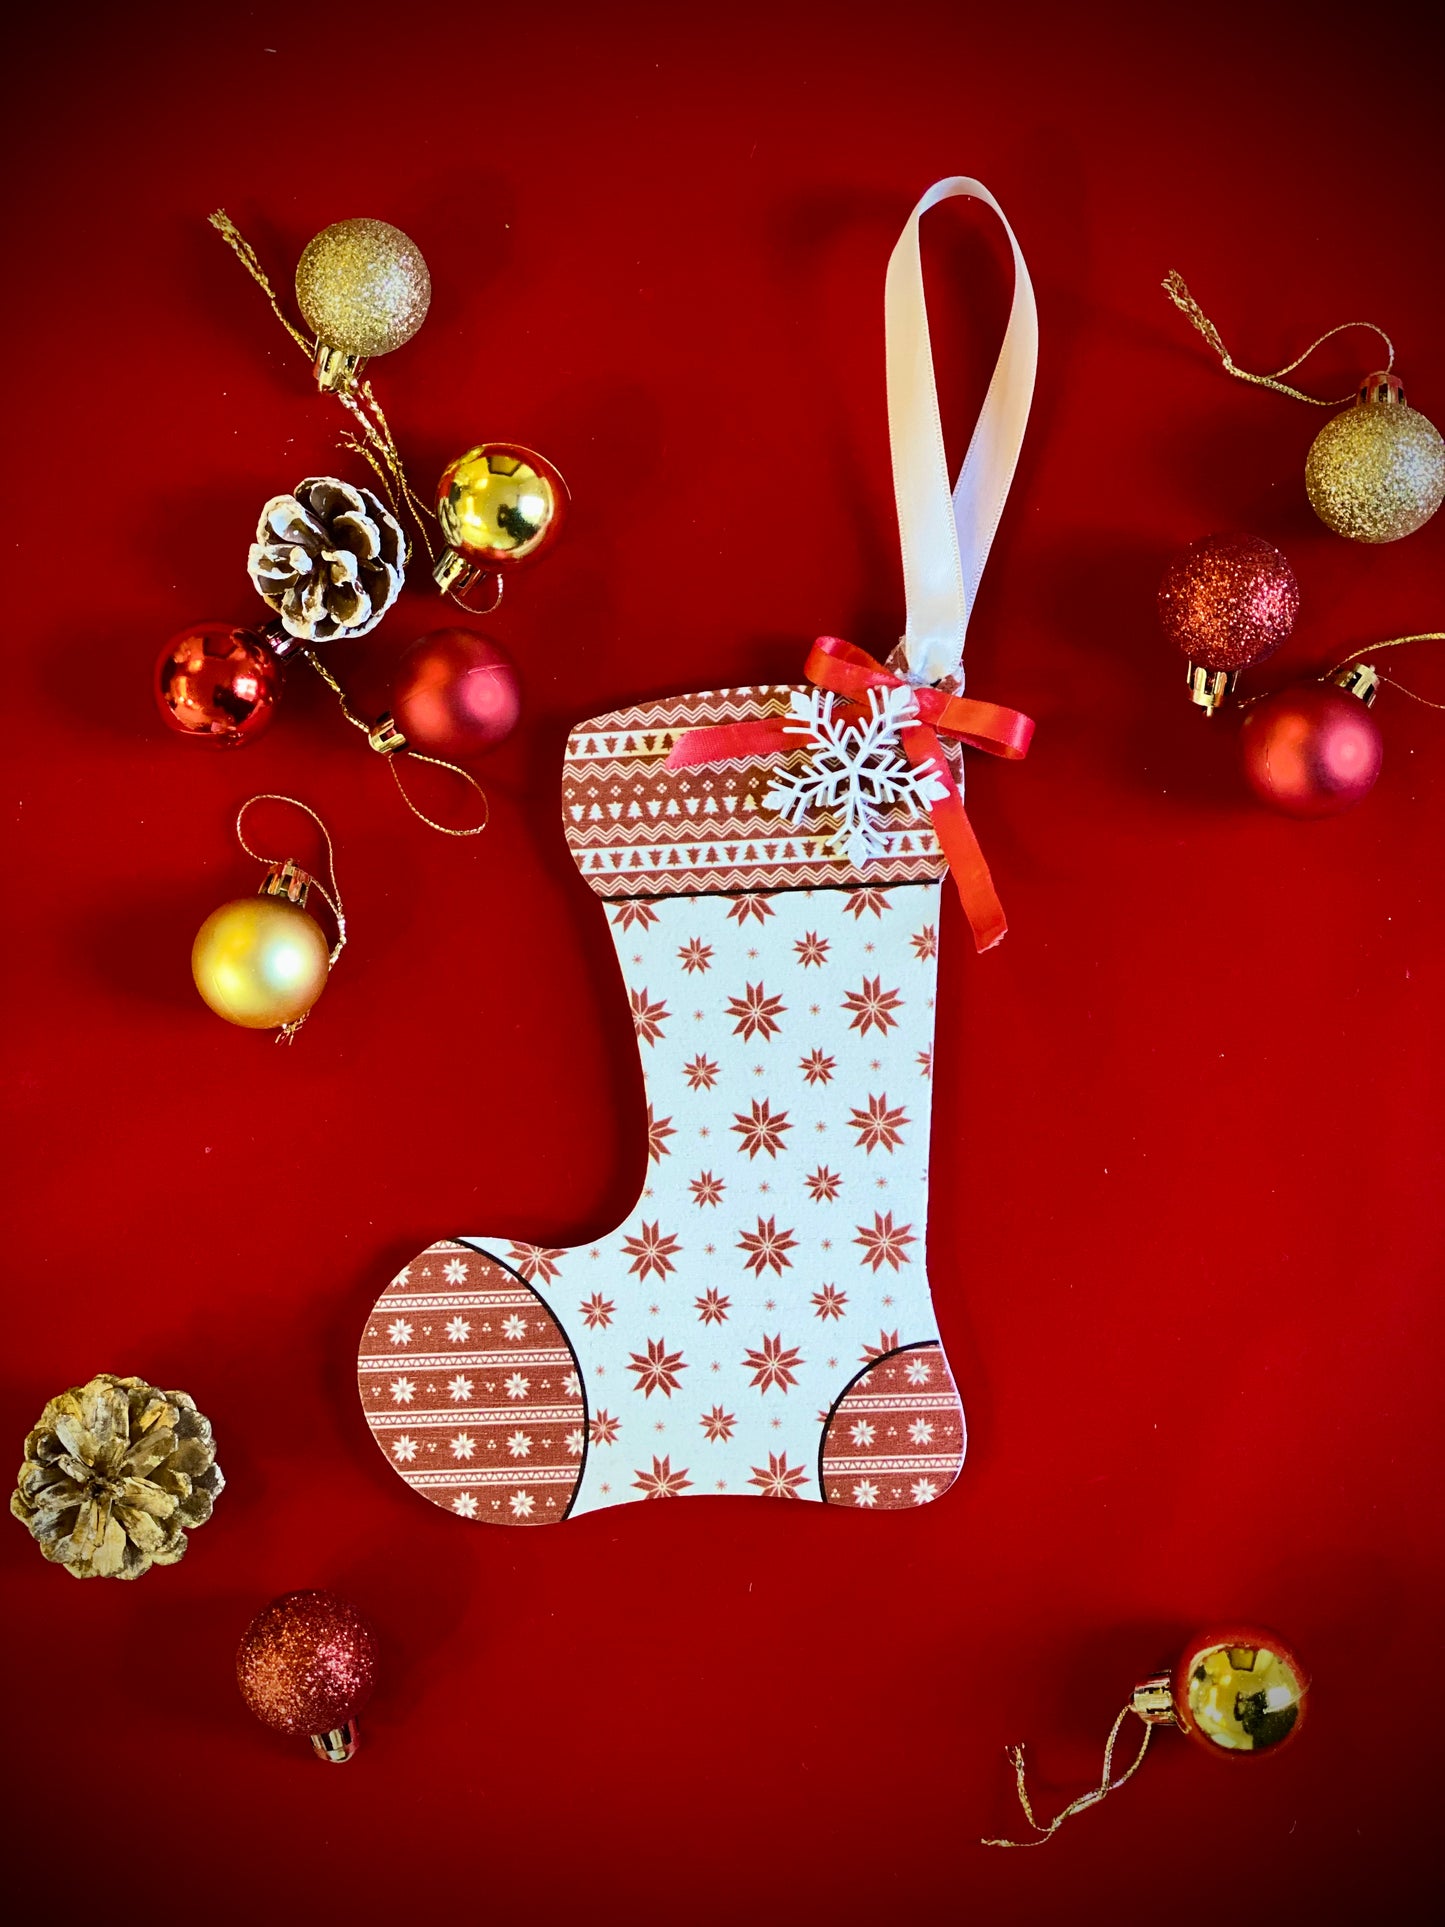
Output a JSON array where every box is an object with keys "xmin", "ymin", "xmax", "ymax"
[
  {"xmin": 1158, "ymin": 533, "xmax": 1300, "ymax": 672},
  {"xmin": 1240, "ymin": 684, "xmax": 1384, "ymax": 817},
  {"xmin": 155, "ymin": 622, "xmax": 283, "ymax": 746},
  {"xmin": 236, "ymin": 1590, "xmax": 378, "ymax": 1749},
  {"xmin": 390, "ymin": 627, "xmax": 521, "ymax": 757}
]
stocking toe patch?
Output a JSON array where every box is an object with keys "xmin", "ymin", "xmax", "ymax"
[
  {"xmin": 358, "ymin": 1239, "xmax": 586, "ymax": 1524},
  {"xmin": 818, "ymin": 1342, "xmax": 964, "ymax": 1509}
]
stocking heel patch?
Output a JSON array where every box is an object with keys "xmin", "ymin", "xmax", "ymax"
[
  {"xmin": 358, "ymin": 1240, "xmax": 587, "ymax": 1525},
  {"xmin": 818, "ymin": 1342, "xmax": 965, "ymax": 1509}
]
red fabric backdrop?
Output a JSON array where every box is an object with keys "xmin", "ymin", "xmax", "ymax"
[{"xmin": 4, "ymin": 3, "xmax": 1441, "ymax": 1918}]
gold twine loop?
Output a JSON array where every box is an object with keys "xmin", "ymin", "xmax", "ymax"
[
  {"xmin": 1234, "ymin": 632, "xmax": 1445, "ymax": 711},
  {"xmin": 447, "ymin": 570, "xmax": 506, "ymax": 616},
  {"xmin": 301, "ymin": 652, "xmax": 489, "ymax": 837},
  {"xmin": 1161, "ymin": 270, "xmax": 1395, "ymax": 407},
  {"xmin": 1328, "ymin": 632, "xmax": 1445, "ymax": 711},
  {"xmin": 208, "ymin": 210, "xmax": 437, "ymax": 564},
  {"xmin": 233, "ymin": 794, "xmax": 346, "ymax": 1044},
  {"xmin": 981, "ymin": 1704, "xmax": 1154, "ymax": 1848}
]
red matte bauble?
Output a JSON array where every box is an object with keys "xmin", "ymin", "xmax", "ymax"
[
  {"xmin": 155, "ymin": 623, "xmax": 283, "ymax": 746},
  {"xmin": 390, "ymin": 628, "xmax": 521, "ymax": 757},
  {"xmin": 236, "ymin": 1589, "xmax": 378, "ymax": 1739},
  {"xmin": 1158, "ymin": 533, "xmax": 1300, "ymax": 672},
  {"xmin": 1240, "ymin": 685, "xmax": 1384, "ymax": 817}
]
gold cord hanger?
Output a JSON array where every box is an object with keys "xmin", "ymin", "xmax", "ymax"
[
  {"xmin": 1162, "ymin": 270, "xmax": 1394, "ymax": 406},
  {"xmin": 1233, "ymin": 632, "xmax": 1445, "ymax": 710},
  {"xmin": 1326, "ymin": 632, "xmax": 1445, "ymax": 710},
  {"xmin": 233, "ymin": 794, "xmax": 346, "ymax": 1042},
  {"xmin": 301, "ymin": 652, "xmax": 489, "ymax": 837},
  {"xmin": 981, "ymin": 1703, "xmax": 1154, "ymax": 1848}
]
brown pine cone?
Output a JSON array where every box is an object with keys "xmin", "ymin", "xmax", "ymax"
[
  {"xmin": 248, "ymin": 476, "xmax": 404, "ymax": 644},
  {"xmin": 10, "ymin": 1373, "xmax": 224, "ymax": 1580}
]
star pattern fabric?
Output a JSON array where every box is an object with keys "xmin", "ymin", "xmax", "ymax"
[{"xmin": 359, "ymin": 880, "xmax": 966, "ymax": 1523}]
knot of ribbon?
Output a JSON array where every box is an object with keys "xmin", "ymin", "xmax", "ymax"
[{"xmin": 664, "ymin": 634, "xmax": 1033, "ymax": 952}]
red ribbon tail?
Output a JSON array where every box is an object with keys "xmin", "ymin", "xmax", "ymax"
[{"xmin": 904, "ymin": 726, "xmax": 1008, "ymax": 953}]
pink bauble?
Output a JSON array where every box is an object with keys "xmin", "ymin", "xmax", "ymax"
[
  {"xmin": 1240, "ymin": 684, "xmax": 1384, "ymax": 817},
  {"xmin": 389, "ymin": 628, "xmax": 521, "ymax": 757}
]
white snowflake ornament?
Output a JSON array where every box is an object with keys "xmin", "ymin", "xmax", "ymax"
[{"xmin": 764, "ymin": 686, "xmax": 949, "ymax": 866}]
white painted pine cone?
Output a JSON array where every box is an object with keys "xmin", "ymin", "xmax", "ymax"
[{"xmin": 247, "ymin": 476, "xmax": 404, "ymax": 643}]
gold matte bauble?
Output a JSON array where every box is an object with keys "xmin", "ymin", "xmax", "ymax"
[
  {"xmin": 192, "ymin": 896, "xmax": 331, "ymax": 1029},
  {"xmin": 1305, "ymin": 380, "xmax": 1445, "ymax": 542},
  {"xmin": 295, "ymin": 217, "xmax": 431, "ymax": 360},
  {"xmin": 1173, "ymin": 1631, "xmax": 1308, "ymax": 1755}
]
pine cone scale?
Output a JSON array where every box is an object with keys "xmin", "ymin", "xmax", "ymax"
[
  {"xmin": 118, "ymin": 1476, "xmax": 177, "ymax": 1520},
  {"xmin": 176, "ymin": 1485, "xmax": 216, "ymax": 1529},
  {"xmin": 59, "ymin": 1499, "xmax": 126, "ymax": 1576},
  {"xmin": 333, "ymin": 510, "xmax": 381, "ymax": 561},
  {"xmin": 121, "ymin": 1430, "xmax": 178, "ymax": 1481}
]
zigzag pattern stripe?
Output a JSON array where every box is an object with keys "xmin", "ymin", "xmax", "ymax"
[
  {"xmin": 584, "ymin": 857, "xmax": 944, "ymax": 897},
  {"xmin": 566, "ymin": 822, "xmax": 941, "ymax": 853}
]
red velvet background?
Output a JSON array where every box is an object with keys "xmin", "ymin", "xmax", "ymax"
[{"xmin": 4, "ymin": 3, "xmax": 1441, "ymax": 1918}]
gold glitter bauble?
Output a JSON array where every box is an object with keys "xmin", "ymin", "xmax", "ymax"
[
  {"xmin": 295, "ymin": 217, "xmax": 431, "ymax": 360},
  {"xmin": 1305, "ymin": 392, "xmax": 1445, "ymax": 543}
]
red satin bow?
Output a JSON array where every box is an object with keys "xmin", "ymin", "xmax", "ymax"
[{"xmin": 664, "ymin": 635, "xmax": 1034, "ymax": 953}]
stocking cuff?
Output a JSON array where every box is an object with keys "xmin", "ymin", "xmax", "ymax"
[{"xmin": 563, "ymin": 683, "xmax": 949, "ymax": 901}]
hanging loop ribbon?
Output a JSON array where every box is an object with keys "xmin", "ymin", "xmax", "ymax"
[
  {"xmin": 667, "ymin": 180, "xmax": 1036, "ymax": 948},
  {"xmin": 890, "ymin": 178, "xmax": 1038, "ymax": 686},
  {"xmin": 666, "ymin": 636, "xmax": 1033, "ymax": 952}
]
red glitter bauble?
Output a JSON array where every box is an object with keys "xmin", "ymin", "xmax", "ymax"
[
  {"xmin": 1158, "ymin": 534, "xmax": 1300, "ymax": 672},
  {"xmin": 155, "ymin": 623, "xmax": 283, "ymax": 746},
  {"xmin": 390, "ymin": 627, "xmax": 521, "ymax": 757},
  {"xmin": 236, "ymin": 1590, "xmax": 377, "ymax": 1743},
  {"xmin": 1240, "ymin": 684, "xmax": 1384, "ymax": 817}
]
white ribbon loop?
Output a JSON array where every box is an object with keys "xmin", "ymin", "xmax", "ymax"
[{"xmin": 885, "ymin": 177, "xmax": 1038, "ymax": 689}]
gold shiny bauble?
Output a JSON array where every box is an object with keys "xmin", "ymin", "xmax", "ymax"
[
  {"xmin": 1305, "ymin": 395, "xmax": 1445, "ymax": 543},
  {"xmin": 295, "ymin": 218, "xmax": 431, "ymax": 360},
  {"xmin": 1175, "ymin": 1632, "xmax": 1307, "ymax": 1755},
  {"xmin": 192, "ymin": 896, "xmax": 330, "ymax": 1030},
  {"xmin": 435, "ymin": 444, "xmax": 565, "ymax": 569}
]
